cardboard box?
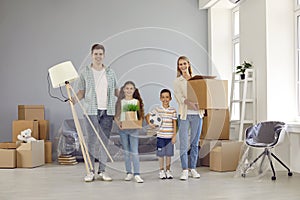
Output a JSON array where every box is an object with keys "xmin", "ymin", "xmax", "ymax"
[
  {"xmin": 18, "ymin": 105, "xmax": 45, "ymax": 120},
  {"xmin": 0, "ymin": 142, "xmax": 18, "ymax": 149},
  {"xmin": 44, "ymin": 141, "xmax": 52, "ymax": 163},
  {"xmin": 209, "ymin": 140, "xmax": 243, "ymax": 172},
  {"xmin": 201, "ymin": 109, "xmax": 230, "ymax": 140},
  {"xmin": 17, "ymin": 140, "xmax": 45, "ymax": 168},
  {"xmin": 0, "ymin": 149, "xmax": 17, "ymax": 168},
  {"xmin": 121, "ymin": 120, "xmax": 143, "ymax": 129},
  {"xmin": 187, "ymin": 79, "xmax": 228, "ymax": 109},
  {"xmin": 39, "ymin": 120, "xmax": 49, "ymax": 140},
  {"xmin": 12, "ymin": 120, "xmax": 39, "ymax": 142}
]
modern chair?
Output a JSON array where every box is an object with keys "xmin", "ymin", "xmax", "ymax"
[{"xmin": 241, "ymin": 121, "xmax": 293, "ymax": 180}]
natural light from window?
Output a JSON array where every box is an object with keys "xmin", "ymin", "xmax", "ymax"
[{"xmin": 231, "ymin": 8, "xmax": 240, "ymax": 121}]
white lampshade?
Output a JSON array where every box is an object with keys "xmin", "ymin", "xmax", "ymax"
[{"xmin": 48, "ymin": 61, "xmax": 79, "ymax": 88}]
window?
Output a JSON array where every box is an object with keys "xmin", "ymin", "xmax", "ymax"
[
  {"xmin": 296, "ymin": 1, "xmax": 300, "ymax": 116},
  {"xmin": 231, "ymin": 8, "xmax": 240, "ymax": 120},
  {"xmin": 297, "ymin": 15, "xmax": 300, "ymax": 115}
]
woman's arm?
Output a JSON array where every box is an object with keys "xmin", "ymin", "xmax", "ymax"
[{"xmin": 171, "ymin": 119, "xmax": 177, "ymax": 144}]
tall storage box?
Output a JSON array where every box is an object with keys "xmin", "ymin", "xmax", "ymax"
[
  {"xmin": 12, "ymin": 120, "xmax": 39, "ymax": 142},
  {"xmin": 201, "ymin": 109, "xmax": 230, "ymax": 140},
  {"xmin": 187, "ymin": 79, "xmax": 228, "ymax": 109},
  {"xmin": 44, "ymin": 141, "xmax": 52, "ymax": 163},
  {"xmin": 18, "ymin": 105, "xmax": 45, "ymax": 120},
  {"xmin": 17, "ymin": 140, "xmax": 45, "ymax": 168},
  {"xmin": 39, "ymin": 120, "xmax": 49, "ymax": 140}
]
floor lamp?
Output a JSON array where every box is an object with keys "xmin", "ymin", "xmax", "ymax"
[{"xmin": 48, "ymin": 61, "xmax": 113, "ymax": 181}]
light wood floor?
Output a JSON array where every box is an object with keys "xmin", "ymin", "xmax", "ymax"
[{"xmin": 1, "ymin": 157, "xmax": 300, "ymax": 200}]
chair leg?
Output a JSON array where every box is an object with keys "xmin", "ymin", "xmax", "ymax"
[
  {"xmin": 258, "ymin": 154, "xmax": 266, "ymax": 174},
  {"xmin": 242, "ymin": 150, "xmax": 266, "ymax": 177},
  {"xmin": 266, "ymin": 151, "xmax": 276, "ymax": 180},
  {"xmin": 270, "ymin": 152, "xmax": 293, "ymax": 177}
]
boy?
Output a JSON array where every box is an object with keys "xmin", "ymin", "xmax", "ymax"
[{"xmin": 146, "ymin": 89, "xmax": 177, "ymax": 179}]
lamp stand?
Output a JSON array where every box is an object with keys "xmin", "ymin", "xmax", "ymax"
[
  {"xmin": 68, "ymin": 84, "xmax": 114, "ymax": 163},
  {"xmin": 65, "ymin": 83, "xmax": 114, "ymax": 177},
  {"xmin": 65, "ymin": 84, "xmax": 93, "ymax": 174}
]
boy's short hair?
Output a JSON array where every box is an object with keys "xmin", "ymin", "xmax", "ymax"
[{"xmin": 160, "ymin": 89, "xmax": 172, "ymax": 98}]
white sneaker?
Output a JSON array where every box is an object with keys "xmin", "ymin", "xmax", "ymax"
[
  {"xmin": 97, "ymin": 172, "xmax": 112, "ymax": 181},
  {"xmin": 124, "ymin": 173, "xmax": 133, "ymax": 181},
  {"xmin": 190, "ymin": 169, "xmax": 200, "ymax": 178},
  {"xmin": 134, "ymin": 175, "xmax": 144, "ymax": 183},
  {"xmin": 180, "ymin": 170, "xmax": 189, "ymax": 181},
  {"xmin": 165, "ymin": 170, "xmax": 173, "ymax": 179},
  {"xmin": 159, "ymin": 170, "xmax": 166, "ymax": 179},
  {"xmin": 84, "ymin": 172, "xmax": 94, "ymax": 182}
]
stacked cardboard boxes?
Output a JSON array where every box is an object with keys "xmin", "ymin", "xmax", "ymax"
[
  {"xmin": 0, "ymin": 105, "xmax": 52, "ymax": 168},
  {"xmin": 187, "ymin": 78, "xmax": 242, "ymax": 172}
]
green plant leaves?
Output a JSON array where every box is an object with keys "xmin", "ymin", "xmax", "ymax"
[
  {"xmin": 236, "ymin": 61, "xmax": 253, "ymax": 74},
  {"xmin": 122, "ymin": 104, "xmax": 140, "ymax": 112}
]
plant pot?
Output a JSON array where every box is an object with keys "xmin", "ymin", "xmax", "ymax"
[
  {"xmin": 240, "ymin": 74, "xmax": 245, "ymax": 80},
  {"xmin": 125, "ymin": 111, "xmax": 138, "ymax": 121}
]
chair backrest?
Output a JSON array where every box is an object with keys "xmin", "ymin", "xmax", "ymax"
[{"xmin": 245, "ymin": 121, "xmax": 286, "ymax": 147}]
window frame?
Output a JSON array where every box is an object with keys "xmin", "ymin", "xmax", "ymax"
[
  {"xmin": 231, "ymin": 7, "xmax": 240, "ymax": 121},
  {"xmin": 295, "ymin": 0, "xmax": 300, "ymax": 117}
]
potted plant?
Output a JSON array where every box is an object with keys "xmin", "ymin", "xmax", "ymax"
[
  {"xmin": 123, "ymin": 104, "xmax": 140, "ymax": 121},
  {"xmin": 236, "ymin": 61, "xmax": 253, "ymax": 80}
]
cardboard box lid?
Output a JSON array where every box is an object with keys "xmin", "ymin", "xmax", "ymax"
[
  {"xmin": 189, "ymin": 75, "xmax": 217, "ymax": 80},
  {"xmin": 0, "ymin": 142, "xmax": 18, "ymax": 149},
  {"xmin": 18, "ymin": 105, "xmax": 44, "ymax": 109}
]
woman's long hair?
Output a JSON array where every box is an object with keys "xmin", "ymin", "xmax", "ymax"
[
  {"xmin": 115, "ymin": 81, "xmax": 145, "ymax": 120},
  {"xmin": 176, "ymin": 56, "xmax": 193, "ymax": 77}
]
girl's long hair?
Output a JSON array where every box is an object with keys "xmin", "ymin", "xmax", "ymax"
[{"xmin": 115, "ymin": 81, "xmax": 145, "ymax": 120}]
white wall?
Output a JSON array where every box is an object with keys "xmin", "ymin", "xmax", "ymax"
[
  {"xmin": 266, "ymin": 0, "xmax": 295, "ymax": 121},
  {"xmin": 240, "ymin": 0, "xmax": 268, "ymax": 121},
  {"xmin": 240, "ymin": 0, "xmax": 295, "ymax": 122},
  {"xmin": 0, "ymin": 0, "xmax": 208, "ymax": 142}
]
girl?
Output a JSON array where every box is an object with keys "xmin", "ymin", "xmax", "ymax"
[
  {"xmin": 114, "ymin": 81, "xmax": 144, "ymax": 183},
  {"xmin": 173, "ymin": 56, "xmax": 204, "ymax": 180}
]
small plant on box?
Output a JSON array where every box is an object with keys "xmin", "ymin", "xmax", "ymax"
[
  {"xmin": 123, "ymin": 104, "xmax": 140, "ymax": 112},
  {"xmin": 123, "ymin": 104, "xmax": 139, "ymax": 121},
  {"xmin": 236, "ymin": 61, "xmax": 253, "ymax": 80}
]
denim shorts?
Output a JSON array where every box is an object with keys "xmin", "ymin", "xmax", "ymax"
[{"xmin": 156, "ymin": 138, "xmax": 174, "ymax": 157}]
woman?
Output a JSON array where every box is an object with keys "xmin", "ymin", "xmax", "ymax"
[
  {"xmin": 73, "ymin": 44, "xmax": 119, "ymax": 182},
  {"xmin": 173, "ymin": 56, "xmax": 204, "ymax": 181}
]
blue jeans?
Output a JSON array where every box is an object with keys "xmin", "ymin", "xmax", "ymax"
[
  {"xmin": 178, "ymin": 115, "xmax": 202, "ymax": 169},
  {"xmin": 85, "ymin": 110, "xmax": 113, "ymax": 173},
  {"xmin": 119, "ymin": 129, "xmax": 140, "ymax": 175}
]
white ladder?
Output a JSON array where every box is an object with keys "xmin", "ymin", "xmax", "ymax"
[{"xmin": 230, "ymin": 69, "xmax": 256, "ymax": 141}]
